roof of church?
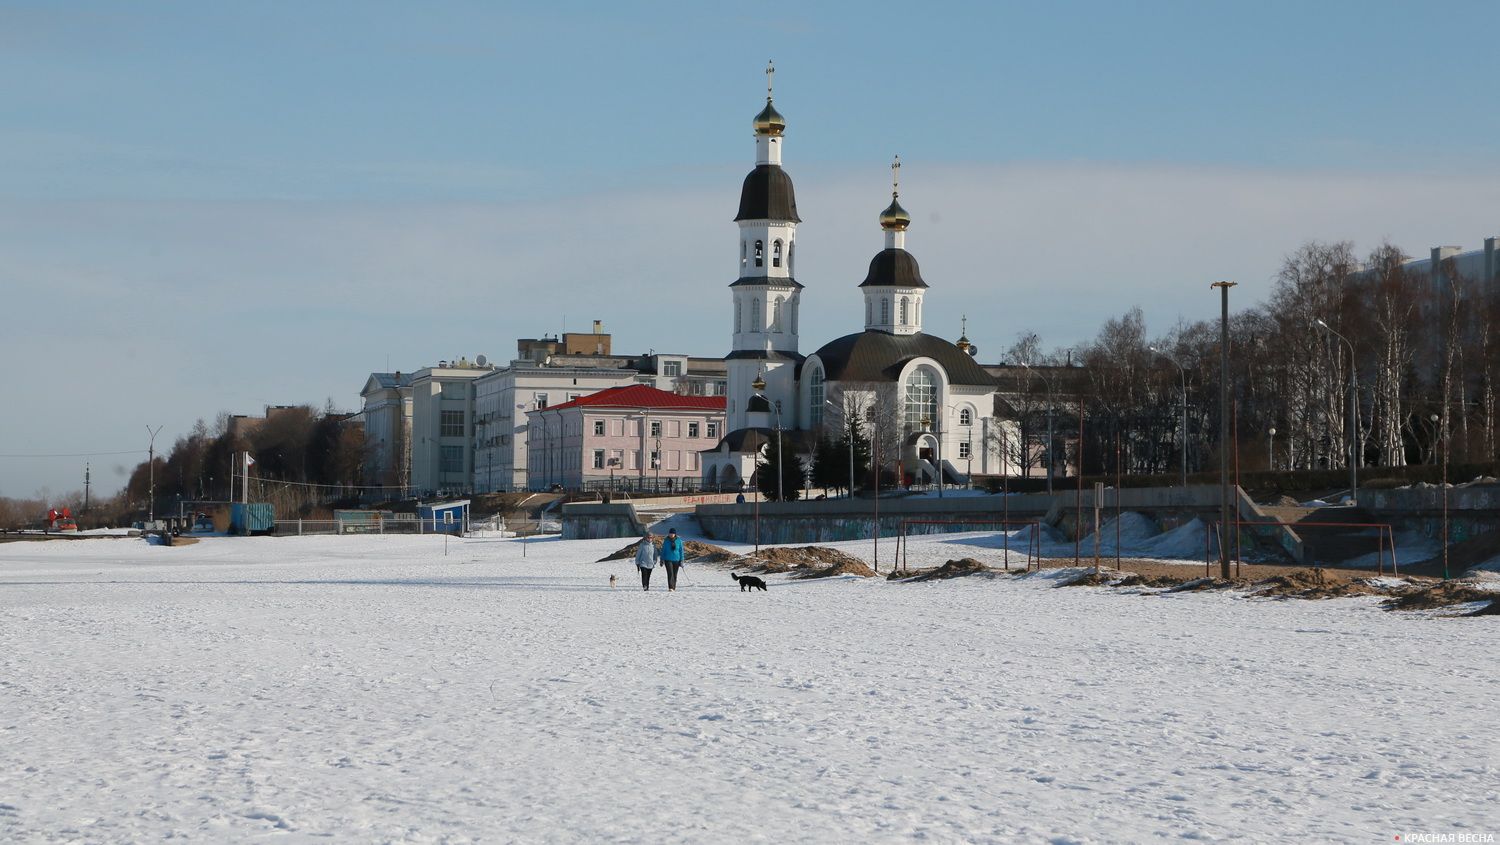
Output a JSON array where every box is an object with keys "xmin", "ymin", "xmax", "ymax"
[
  {"xmin": 704, "ymin": 426, "xmax": 818, "ymax": 455},
  {"xmin": 729, "ymin": 274, "xmax": 804, "ymax": 289},
  {"xmin": 725, "ymin": 349, "xmax": 805, "ymax": 363},
  {"xmin": 858, "ymin": 248, "xmax": 928, "ymax": 289},
  {"xmin": 735, "ymin": 164, "xmax": 801, "ymax": 222},
  {"xmin": 804, "ymin": 331, "xmax": 995, "ymax": 387}
]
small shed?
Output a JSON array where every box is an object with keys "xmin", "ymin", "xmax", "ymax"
[{"xmin": 417, "ymin": 499, "xmax": 470, "ymax": 534}]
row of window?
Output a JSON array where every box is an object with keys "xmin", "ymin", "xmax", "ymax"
[
  {"xmin": 742, "ymin": 238, "xmax": 793, "ymax": 271},
  {"xmin": 590, "ymin": 449, "xmax": 700, "ymax": 471},
  {"xmin": 589, "ymin": 419, "xmax": 719, "ymax": 439},
  {"xmin": 868, "ymin": 295, "xmax": 921, "ymax": 327},
  {"xmin": 734, "ymin": 295, "xmax": 796, "ymax": 335}
]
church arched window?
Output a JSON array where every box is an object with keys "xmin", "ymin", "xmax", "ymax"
[
  {"xmin": 790, "ymin": 301, "xmax": 797, "ymax": 334},
  {"xmin": 788, "ymin": 241, "xmax": 795, "ymax": 274},
  {"xmin": 959, "ymin": 407, "xmax": 973, "ymax": 426},
  {"xmin": 752, "ymin": 298, "xmax": 762, "ymax": 331},
  {"xmin": 741, "ymin": 240, "xmax": 747, "ymax": 268},
  {"xmin": 915, "ymin": 299, "xmax": 921, "ymax": 326},
  {"xmin": 735, "ymin": 299, "xmax": 742, "ymax": 333},
  {"xmin": 881, "ymin": 298, "xmax": 890, "ymax": 324},
  {"xmin": 899, "ymin": 297, "xmax": 909, "ymax": 325},
  {"xmin": 771, "ymin": 297, "xmax": 783, "ymax": 332},
  {"xmin": 866, "ymin": 299, "xmax": 872, "ymax": 325},
  {"xmin": 904, "ymin": 368, "xmax": 938, "ymax": 434},
  {"xmin": 772, "ymin": 240, "xmax": 783, "ymax": 268},
  {"xmin": 754, "ymin": 240, "xmax": 764, "ymax": 268},
  {"xmin": 808, "ymin": 367, "xmax": 825, "ymax": 427}
]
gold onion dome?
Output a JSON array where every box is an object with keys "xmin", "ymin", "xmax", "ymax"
[
  {"xmin": 880, "ymin": 196, "xmax": 911, "ymax": 230},
  {"xmin": 956, "ymin": 334, "xmax": 972, "ymax": 353},
  {"xmin": 753, "ymin": 99, "xmax": 786, "ymax": 136}
]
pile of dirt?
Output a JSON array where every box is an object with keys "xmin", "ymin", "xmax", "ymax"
[
  {"xmin": 598, "ymin": 537, "xmax": 744, "ymax": 564},
  {"xmin": 738, "ymin": 546, "xmax": 869, "ymax": 575},
  {"xmin": 1112, "ymin": 573, "xmax": 1188, "ymax": 589},
  {"xmin": 1383, "ymin": 581, "xmax": 1499, "ymax": 611},
  {"xmin": 901, "ymin": 558, "xmax": 992, "ymax": 582},
  {"xmin": 1254, "ymin": 568, "xmax": 1380, "ymax": 599},
  {"xmin": 1058, "ymin": 569, "xmax": 1184, "ymax": 589},
  {"xmin": 795, "ymin": 559, "xmax": 877, "ymax": 579},
  {"xmin": 1166, "ymin": 577, "xmax": 1235, "ymax": 593}
]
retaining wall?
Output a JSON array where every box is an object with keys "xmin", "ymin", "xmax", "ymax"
[{"xmin": 561, "ymin": 503, "xmax": 647, "ymax": 540}]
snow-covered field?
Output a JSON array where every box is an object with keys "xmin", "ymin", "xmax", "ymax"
[{"xmin": 2, "ymin": 529, "xmax": 1497, "ymax": 843}]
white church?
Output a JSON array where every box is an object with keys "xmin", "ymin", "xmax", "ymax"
[{"xmin": 701, "ymin": 65, "xmax": 1013, "ymax": 491}]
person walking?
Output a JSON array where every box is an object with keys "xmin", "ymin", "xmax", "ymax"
[
  {"xmin": 634, "ymin": 530, "xmax": 658, "ymax": 591},
  {"xmin": 660, "ymin": 527, "xmax": 685, "ymax": 591}
]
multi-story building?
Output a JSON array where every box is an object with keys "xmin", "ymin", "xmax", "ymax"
[
  {"xmin": 409, "ymin": 357, "xmax": 497, "ymax": 496},
  {"xmin": 524, "ymin": 384, "xmax": 726, "ymax": 492},
  {"xmin": 358, "ymin": 372, "xmax": 413, "ymax": 492}
]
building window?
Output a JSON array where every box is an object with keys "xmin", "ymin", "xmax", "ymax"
[
  {"xmin": 959, "ymin": 408, "xmax": 973, "ymax": 426},
  {"xmin": 752, "ymin": 298, "xmax": 762, "ymax": 331},
  {"xmin": 707, "ymin": 422, "xmax": 719, "ymax": 438},
  {"xmin": 899, "ymin": 297, "xmax": 908, "ymax": 325},
  {"xmin": 904, "ymin": 368, "xmax": 937, "ymax": 434},
  {"xmin": 741, "ymin": 240, "xmax": 747, "ymax": 267},
  {"xmin": 441, "ymin": 382, "xmax": 466, "ymax": 399},
  {"xmin": 959, "ymin": 441, "xmax": 971, "ymax": 459},
  {"xmin": 772, "ymin": 239, "xmax": 783, "ymax": 268},
  {"xmin": 440, "ymin": 445, "xmax": 463, "ymax": 474},
  {"xmin": 534, "ymin": 392, "xmax": 548, "ymax": 410},
  {"xmin": 568, "ymin": 393, "xmax": 581, "ymax": 401},
  {"xmin": 663, "ymin": 360, "xmax": 682, "ymax": 377},
  {"xmin": 593, "ymin": 449, "xmax": 605, "ymax": 469},
  {"xmin": 881, "ymin": 298, "xmax": 890, "ymax": 324},
  {"xmin": 650, "ymin": 450, "xmax": 660, "ymax": 468},
  {"xmin": 772, "ymin": 297, "xmax": 783, "ymax": 332},
  {"xmin": 593, "ymin": 419, "xmax": 605, "ymax": 436},
  {"xmin": 735, "ymin": 300, "xmax": 742, "ymax": 333},
  {"xmin": 688, "ymin": 422, "xmax": 700, "ymax": 438},
  {"xmin": 650, "ymin": 420, "xmax": 662, "ymax": 438},
  {"xmin": 754, "ymin": 240, "xmax": 763, "ymax": 267},
  {"xmin": 808, "ymin": 367, "xmax": 825, "ymax": 427},
  {"xmin": 788, "ymin": 241, "xmax": 795, "ymax": 274},
  {"xmin": 440, "ymin": 410, "xmax": 465, "ymax": 437}
]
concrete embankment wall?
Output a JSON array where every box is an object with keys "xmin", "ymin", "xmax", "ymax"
[
  {"xmin": 1359, "ymin": 485, "xmax": 1500, "ymax": 545},
  {"xmin": 694, "ymin": 486, "xmax": 1295, "ymax": 554},
  {"xmin": 561, "ymin": 503, "xmax": 647, "ymax": 540}
]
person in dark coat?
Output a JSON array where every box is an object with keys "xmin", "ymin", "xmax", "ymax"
[
  {"xmin": 634, "ymin": 530, "xmax": 658, "ymax": 591},
  {"xmin": 660, "ymin": 527, "xmax": 685, "ymax": 591}
]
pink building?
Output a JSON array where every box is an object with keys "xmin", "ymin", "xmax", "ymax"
[{"xmin": 525, "ymin": 385, "xmax": 726, "ymax": 493}]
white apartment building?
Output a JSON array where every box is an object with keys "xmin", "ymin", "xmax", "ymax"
[
  {"xmin": 409, "ymin": 358, "xmax": 497, "ymax": 496},
  {"xmin": 358, "ymin": 372, "xmax": 413, "ymax": 492}
]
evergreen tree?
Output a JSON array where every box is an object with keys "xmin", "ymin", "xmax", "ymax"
[
  {"xmin": 754, "ymin": 434, "xmax": 805, "ymax": 501},
  {"xmin": 810, "ymin": 433, "xmax": 842, "ymax": 494},
  {"xmin": 834, "ymin": 413, "xmax": 872, "ymax": 491}
]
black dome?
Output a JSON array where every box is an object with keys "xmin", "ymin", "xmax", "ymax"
[
  {"xmin": 735, "ymin": 164, "xmax": 800, "ymax": 222},
  {"xmin": 858, "ymin": 248, "xmax": 927, "ymax": 289},
  {"xmin": 804, "ymin": 331, "xmax": 995, "ymax": 388},
  {"xmin": 746, "ymin": 394, "xmax": 773, "ymax": 413}
]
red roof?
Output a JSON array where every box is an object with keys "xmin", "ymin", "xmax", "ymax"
[{"xmin": 541, "ymin": 384, "xmax": 726, "ymax": 412}]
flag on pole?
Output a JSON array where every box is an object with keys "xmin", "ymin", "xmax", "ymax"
[{"xmin": 245, "ymin": 453, "xmax": 256, "ymax": 468}]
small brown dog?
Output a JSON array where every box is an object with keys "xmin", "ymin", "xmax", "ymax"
[{"xmin": 609, "ymin": 574, "xmax": 617, "ymax": 588}]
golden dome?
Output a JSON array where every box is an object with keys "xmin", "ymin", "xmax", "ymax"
[
  {"xmin": 879, "ymin": 195, "xmax": 910, "ymax": 230},
  {"xmin": 753, "ymin": 100, "xmax": 786, "ymax": 136},
  {"xmin": 956, "ymin": 335, "xmax": 972, "ymax": 353}
]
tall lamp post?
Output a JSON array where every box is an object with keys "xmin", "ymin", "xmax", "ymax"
[
  {"xmin": 1267, "ymin": 427, "xmax": 1277, "ymax": 472},
  {"xmin": 1211, "ymin": 281, "xmax": 1236, "ymax": 581},
  {"xmin": 146, "ymin": 425, "xmax": 163, "ymax": 522},
  {"xmin": 1149, "ymin": 346, "xmax": 1189, "ymax": 488},
  {"xmin": 1314, "ymin": 318, "xmax": 1359, "ymax": 505},
  {"xmin": 1020, "ymin": 362, "xmax": 1057, "ymax": 494},
  {"xmin": 1431, "ymin": 414, "xmax": 1449, "ymax": 580}
]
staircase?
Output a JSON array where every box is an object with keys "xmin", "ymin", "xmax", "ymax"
[{"xmin": 1261, "ymin": 504, "xmax": 1386, "ymax": 567}]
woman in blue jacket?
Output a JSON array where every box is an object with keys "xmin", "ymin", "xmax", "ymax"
[{"xmin": 660, "ymin": 527, "xmax": 685, "ymax": 591}]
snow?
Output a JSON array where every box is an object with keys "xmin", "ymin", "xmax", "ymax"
[{"xmin": 3, "ymin": 531, "xmax": 1498, "ymax": 842}]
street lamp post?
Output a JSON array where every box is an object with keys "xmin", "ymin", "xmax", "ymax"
[
  {"xmin": 1314, "ymin": 318, "xmax": 1359, "ymax": 505},
  {"xmin": 146, "ymin": 425, "xmax": 163, "ymax": 522},
  {"xmin": 1149, "ymin": 346, "xmax": 1189, "ymax": 488},
  {"xmin": 1431, "ymin": 414, "xmax": 1449, "ymax": 580},
  {"xmin": 1212, "ymin": 281, "xmax": 1236, "ymax": 581},
  {"xmin": 1267, "ymin": 427, "xmax": 1276, "ymax": 472}
]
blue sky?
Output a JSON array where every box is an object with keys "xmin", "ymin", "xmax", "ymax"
[{"xmin": 3, "ymin": 1, "xmax": 1498, "ymax": 497}]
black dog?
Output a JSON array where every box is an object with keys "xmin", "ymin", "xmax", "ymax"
[{"xmin": 731, "ymin": 572, "xmax": 767, "ymax": 592}]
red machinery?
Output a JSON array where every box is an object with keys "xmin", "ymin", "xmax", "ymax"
[{"xmin": 47, "ymin": 507, "xmax": 79, "ymax": 532}]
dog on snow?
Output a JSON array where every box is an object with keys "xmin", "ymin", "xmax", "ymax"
[
  {"xmin": 609, "ymin": 574, "xmax": 617, "ymax": 589},
  {"xmin": 731, "ymin": 572, "xmax": 767, "ymax": 592}
]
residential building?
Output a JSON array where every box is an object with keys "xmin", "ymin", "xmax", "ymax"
[
  {"xmin": 409, "ymin": 357, "xmax": 498, "ymax": 496},
  {"xmin": 525, "ymin": 384, "xmax": 726, "ymax": 492},
  {"xmin": 358, "ymin": 371, "xmax": 413, "ymax": 492}
]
